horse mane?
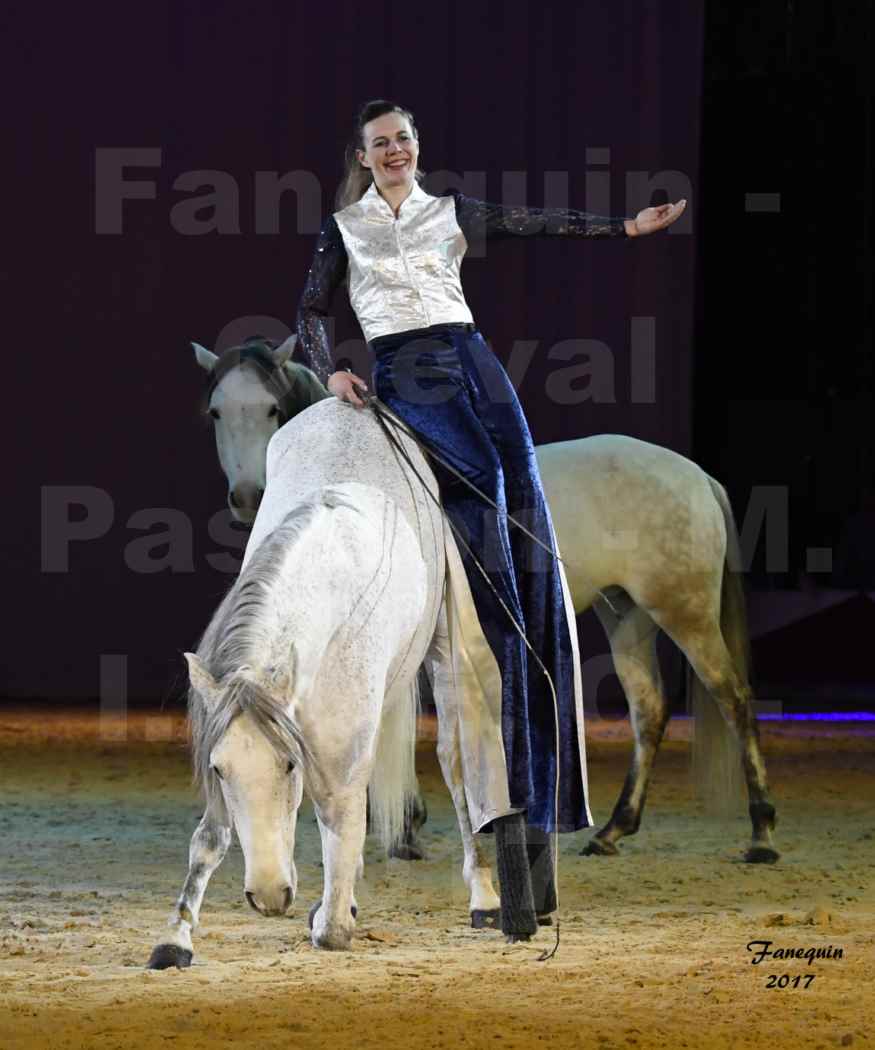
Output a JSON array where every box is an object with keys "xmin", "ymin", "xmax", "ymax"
[{"xmin": 188, "ymin": 497, "xmax": 326, "ymax": 808}]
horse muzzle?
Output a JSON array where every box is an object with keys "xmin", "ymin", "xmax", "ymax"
[
  {"xmin": 229, "ymin": 482, "xmax": 264, "ymax": 520},
  {"xmin": 245, "ymin": 884, "xmax": 294, "ymax": 917}
]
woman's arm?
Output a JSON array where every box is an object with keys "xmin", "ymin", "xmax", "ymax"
[
  {"xmin": 295, "ymin": 215, "xmax": 349, "ymax": 384},
  {"xmin": 445, "ymin": 188, "xmax": 686, "ymax": 243},
  {"xmin": 445, "ymin": 187, "xmax": 631, "ymax": 242}
]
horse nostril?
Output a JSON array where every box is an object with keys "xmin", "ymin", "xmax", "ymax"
[
  {"xmin": 245, "ymin": 890, "xmax": 262, "ymax": 914},
  {"xmin": 230, "ymin": 485, "xmax": 263, "ymax": 512},
  {"xmin": 282, "ymin": 885, "xmax": 293, "ymax": 913}
]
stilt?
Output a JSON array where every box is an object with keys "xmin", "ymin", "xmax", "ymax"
[{"xmin": 494, "ymin": 812, "xmax": 537, "ymax": 941}]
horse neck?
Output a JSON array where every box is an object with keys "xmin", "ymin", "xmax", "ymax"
[
  {"xmin": 281, "ymin": 361, "xmax": 331, "ymax": 409},
  {"xmin": 247, "ymin": 512, "xmax": 338, "ymax": 677},
  {"xmin": 243, "ymin": 498, "xmax": 384, "ymax": 704}
]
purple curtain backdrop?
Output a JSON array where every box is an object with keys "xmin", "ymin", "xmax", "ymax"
[{"xmin": 5, "ymin": 2, "xmax": 703, "ymax": 699}]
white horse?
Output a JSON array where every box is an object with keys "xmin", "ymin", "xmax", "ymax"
[
  {"xmin": 191, "ymin": 336, "xmax": 779, "ymax": 867},
  {"xmin": 151, "ymin": 394, "xmax": 560, "ymax": 968},
  {"xmin": 185, "ymin": 482, "xmax": 429, "ymax": 953}
]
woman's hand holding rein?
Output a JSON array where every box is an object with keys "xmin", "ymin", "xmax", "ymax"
[{"xmin": 328, "ymin": 369, "xmax": 370, "ymax": 409}]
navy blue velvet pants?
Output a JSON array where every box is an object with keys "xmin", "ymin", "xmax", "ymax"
[{"xmin": 371, "ymin": 324, "xmax": 590, "ymax": 833}]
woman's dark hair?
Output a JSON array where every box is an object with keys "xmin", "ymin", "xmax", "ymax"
[{"xmin": 335, "ymin": 99, "xmax": 423, "ymax": 210}]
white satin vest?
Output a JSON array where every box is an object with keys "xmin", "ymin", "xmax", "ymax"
[{"xmin": 333, "ymin": 182, "xmax": 475, "ymax": 344}]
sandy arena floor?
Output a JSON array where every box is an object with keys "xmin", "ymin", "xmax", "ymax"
[{"xmin": 0, "ymin": 706, "xmax": 872, "ymax": 1050}]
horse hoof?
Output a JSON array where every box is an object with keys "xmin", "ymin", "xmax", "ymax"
[
  {"xmin": 580, "ymin": 837, "xmax": 619, "ymax": 857},
  {"xmin": 312, "ymin": 928, "xmax": 353, "ymax": 951},
  {"xmin": 536, "ymin": 913, "xmax": 554, "ymax": 926},
  {"xmin": 308, "ymin": 902, "xmax": 357, "ymax": 929},
  {"xmin": 504, "ymin": 934, "xmax": 531, "ymax": 944},
  {"xmin": 389, "ymin": 842, "xmax": 425, "ymax": 861},
  {"xmin": 147, "ymin": 944, "xmax": 192, "ymax": 970},
  {"xmin": 745, "ymin": 846, "xmax": 780, "ymax": 864},
  {"xmin": 410, "ymin": 798, "xmax": 428, "ymax": 833},
  {"xmin": 470, "ymin": 908, "xmax": 501, "ymax": 930}
]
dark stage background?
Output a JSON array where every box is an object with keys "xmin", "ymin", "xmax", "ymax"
[
  {"xmin": 5, "ymin": 2, "xmax": 872, "ymax": 707},
  {"xmin": 5, "ymin": 2, "xmax": 702, "ymax": 702},
  {"xmin": 696, "ymin": 2, "xmax": 874, "ymax": 708}
]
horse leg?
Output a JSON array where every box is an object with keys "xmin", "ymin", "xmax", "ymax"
[
  {"xmin": 309, "ymin": 787, "xmax": 368, "ymax": 950},
  {"xmin": 651, "ymin": 607, "xmax": 779, "ymax": 864},
  {"xmin": 426, "ymin": 608, "xmax": 534, "ymax": 939},
  {"xmin": 147, "ymin": 806, "xmax": 231, "ymax": 969},
  {"xmin": 426, "ymin": 622, "xmax": 501, "ymax": 928},
  {"xmin": 436, "ymin": 716, "xmax": 502, "ymax": 928},
  {"xmin": 582, "ymin": 598, "xmax": 670, "ymax": 857},
  {"xmin": 368, "ymin": 794, "xmax": 421, "ymax": 858},
  {"xmin": 425, "ymin": 600, "xmax": 533, "ymax": 938},
  {"xmin": 387, "ymin": 672, "xmax": 429, "ymax": 862},
  {"xmin": 433, "ymin": 700, "xmax": 543, "ymax": 935},
  {"xmin": 310, "ymin": 838, "xmax": 363, "ymax": 928}
]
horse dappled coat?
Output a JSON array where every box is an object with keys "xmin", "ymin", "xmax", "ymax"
[{"xmin": 297, "ymin": 181, "xmax": 632, "ymax": 833}]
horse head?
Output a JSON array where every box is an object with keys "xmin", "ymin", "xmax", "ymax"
[
  {"xmin": 185, "ymin": 650, "xmax": 306, "ymax": 918},
  {"xmin": 192, "ymin": 335, "xmax": 331, "ymax": 524}
]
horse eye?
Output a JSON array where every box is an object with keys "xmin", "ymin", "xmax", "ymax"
[
  {"xmin": 268, "ymin": 404, "xmax": 278, "ymax": 418},
  {"xmin": 212, "ymin": 766, "xmax": 224, "ymax": 780},
  {"xmin": 286, "ymin": 761, "xmax": 295, "ymax": 774},
  {"xmin": 209, "ymin": 407, "xmax": 220, "ymax": 420}
]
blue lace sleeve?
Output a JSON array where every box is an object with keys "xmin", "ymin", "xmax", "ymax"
[
  {"xmin": 444, "ymin": 187, "xmax": 631, "ymax": 242},
  {"xmin": 295, "ymin": 215, "xmax": 349, "ymax": 384}
]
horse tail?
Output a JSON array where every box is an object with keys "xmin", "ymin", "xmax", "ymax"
[
  {"xmin": 368, "ymin": 671, "xmax": 422, "ymax": 854},
  {"xmin": 689, "ymin": 477, "xmax": 747, "ymax": 814}
]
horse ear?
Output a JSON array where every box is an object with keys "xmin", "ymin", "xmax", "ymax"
[
  {"xmin": 271, "ymin": 334, "xmax": 297, "ymax": 369},
  {"xmin": 191, "ymin": 342, "xmax": 219, "ymax": 372},
  {"xmin": 184, "ymin": 652, "xmax": 221, "ymax": 708}
]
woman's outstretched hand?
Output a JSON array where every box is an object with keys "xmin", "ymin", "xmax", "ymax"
[
  {"xmin": 626, "ymin": 199, "xmax": 687, "ymax": 237},
  {"xmin": 327, "ymin": 369, "xmax": 370, "ymax": 408}
]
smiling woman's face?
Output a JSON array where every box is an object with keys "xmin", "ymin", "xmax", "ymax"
[{"xmin": 357, "ymin": 111, "xmax": 419, "ymax": 194}]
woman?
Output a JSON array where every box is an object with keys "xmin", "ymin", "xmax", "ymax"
[{"xmin": 296, "ymin": 99, "xmax": 685, "ymax": 852}]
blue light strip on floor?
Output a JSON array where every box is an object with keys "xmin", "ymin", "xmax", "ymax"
[{"xmin": 756, "ymin": 712, "xmax": 875, "ymax": 721}]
